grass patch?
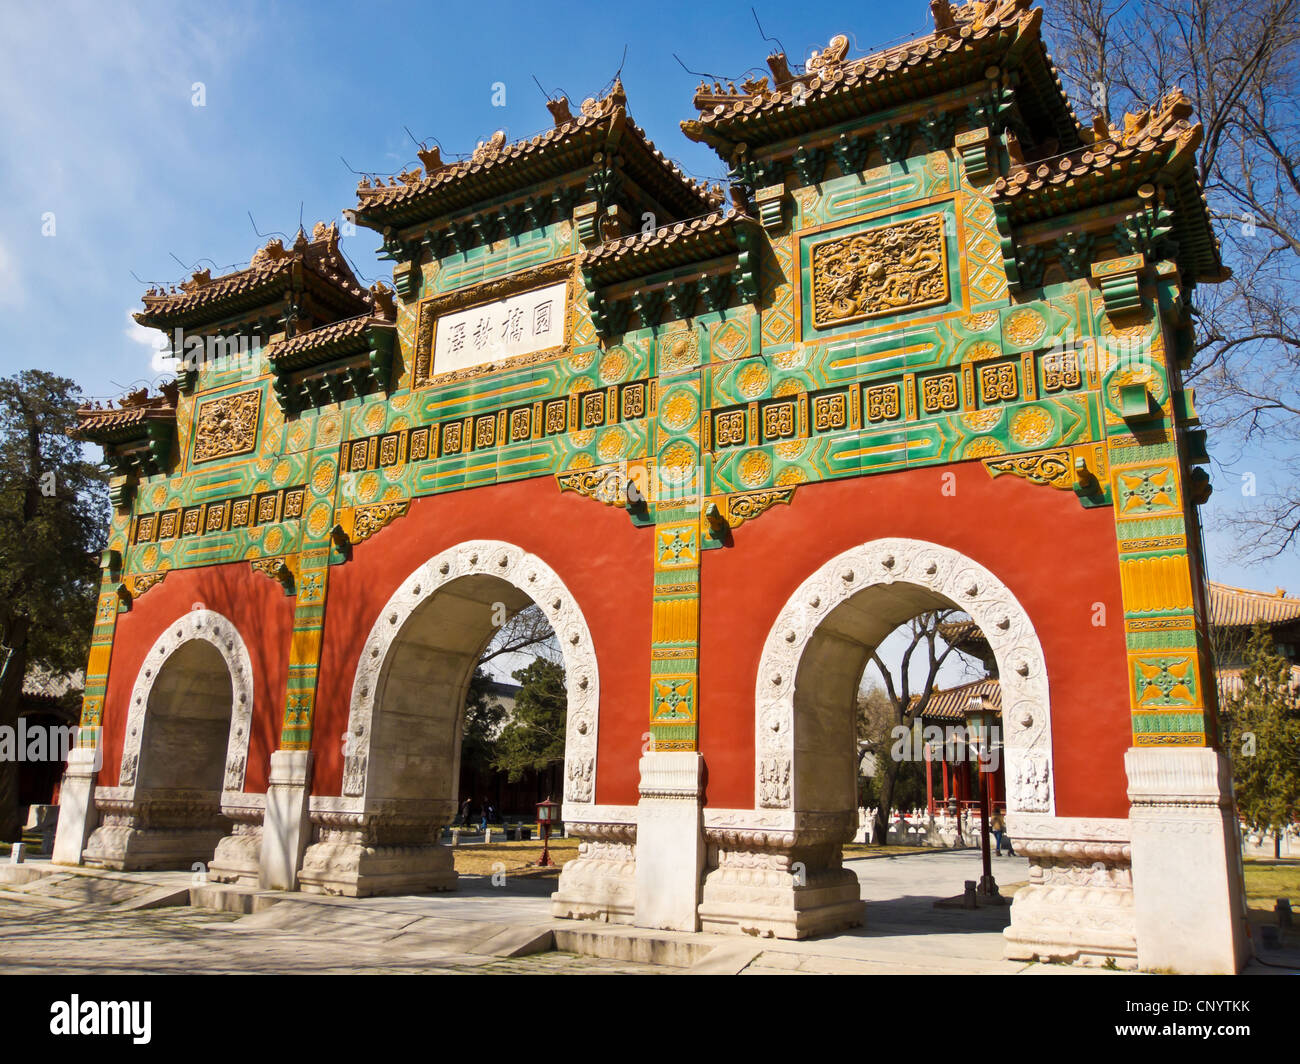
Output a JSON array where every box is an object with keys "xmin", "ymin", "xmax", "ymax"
[
  {"xmin": 451, "ymin": 837, "xmax": 581, "ymax": 877},
  {"xmin": 1242, "ymin": 859, "xmax": 1300, "ymax": 910}
]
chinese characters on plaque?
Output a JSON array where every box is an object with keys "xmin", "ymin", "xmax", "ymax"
[{"xmin": 432, "ymin": 281, "xmax": 567, "ymax": 376}]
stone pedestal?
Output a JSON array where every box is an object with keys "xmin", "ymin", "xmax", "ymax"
[
  {"xmin": 634, "ymin": 752, "xmax": 704, "ymax": 932},
  {"xmin": 1126, "ymin": 747, "xmax": 1251, "ymax": 974},
  {"xmin": 52, "ymin": 748, "xmax": 99, "ymax": 867},
  {"xmin": 208, "ymin": 796, "xmax": 264, "ymax": 886},
  {"xmin": 698, "ymin": 810, "xmax": 864, "ymax": 939},
  {"xmin": 1003, "ymin": 814, "xmax": 1137, "ymax": 969},
  {"xmin": 551, "ymin": 815, "xmax": 637, "ymax": 924},
  {"xmin": 298, "ymin": 797, "xmax": 456, "ymax": 897},
  {"xmin": 259, "ymin": 751, "xmax": 313, "ymax": 890}
]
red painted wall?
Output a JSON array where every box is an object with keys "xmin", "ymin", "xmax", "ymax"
[
  {"xmin": 698, "ymin": 461, "xmax": 1133, "ymax": 820},
  {"xmin": 99, "ymin": 561, "xmax": 295, "ymax": 792},
  {"xmin": 311, "ymin": 477, "xmax": 652, "ymax": 804}
]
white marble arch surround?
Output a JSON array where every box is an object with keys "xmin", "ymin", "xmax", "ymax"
[
  {"xmin": 117, "ymin": 607, "xmax": 256, "ymax": 805},
  {"xmin": 339, "ymin": 540, "xmax": 600, "ymax": 817},
  {"xmin": 81, "ymin": 608, "xmax": 259, "ymax": 872},
  {"xmin": 753, "ymin": 536, "xmax": 1056, "ymax": 817}
]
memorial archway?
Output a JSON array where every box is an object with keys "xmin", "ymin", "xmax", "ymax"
[
  {"xmin": 699, "ymin": 538, "xmax": 1055, "ymax": 938},
  {"xmin": 83, "ymin": 609, "xmax": 254, "ymax": 871},
  {"xmin": 298, "ymin": 540, "xmax": 599, "ymax": 897}
]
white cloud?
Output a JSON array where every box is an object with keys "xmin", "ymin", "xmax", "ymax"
[{"xmin": 124, "ymin": 308, "xmax": 173, "ymax": 373}]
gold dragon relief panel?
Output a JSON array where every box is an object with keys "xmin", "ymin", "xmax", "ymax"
[
  {"xmin": 808, "ymin": 213, "xmax": 950, "ymax": 330},
  {"xmin": 193, "ymin": 389, "xmax": 262, "ymax": 463}
]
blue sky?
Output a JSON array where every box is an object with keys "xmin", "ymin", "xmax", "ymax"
[{"xmin": 0, "ymin": 0, "xmax": 1293, "ymax": 595}]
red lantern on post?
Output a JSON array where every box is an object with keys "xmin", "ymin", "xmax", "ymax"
[{"xmin": 536, "ymin": 796, "xmax": 560, "ymax": 868}]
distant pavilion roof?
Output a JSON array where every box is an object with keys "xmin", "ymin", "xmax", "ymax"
[
  {"xmin": 1209, "ymin": 583, "xmax": 1300, "ymax": 629},
  {"xmin": 910, "ymin": 677, "xmax": 1001, "ymax": 721}
]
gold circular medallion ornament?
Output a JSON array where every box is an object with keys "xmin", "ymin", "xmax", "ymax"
[
  {"xmin": 568, "ymin": 453, "xmax": 594, "ymax": 470},
  {"xmin": 272, "ymin": 459, "xmax": 291, "ymax": 486},
  {"xmin": 312, "ymin": 458, "xmax": 337, "ymax": 494},
  {"xmin": 597, "ymin": 426, "xmax": 629, "ymax": 462},
  {"xmin": 263, "ymin": 526, "xmax": 285, "ymax": 554},
  {"xmin": 307, "ymin": 503, "xmax": 331, "ymax": 538},
  {"xmin": 364, "ymin": 403, "xmax": 386, "ymax": 432},
  {"xmin": 739, "ymin": 449, "xmax": 773, "ymax": 487},
  {"xmin": 570, "ymin": 429, "xmax": 596, "ymax": 448},
  {"xmin": 661, "ymin": 389, "xmax": 698, "ymax": 431},
  {"xmin": 777, "ymin": 466, "xmax": 807, "ymax": 485},
  {"xmin": 963, "ymin": 436, "xmax": 1006, "ymax": 458},
  {"xmin": 1004, "ymin": 308, "xmax": 1046, "ymax": 347},
  {"xmin": 775, "ymin": 379, "xmax": 802, "ymax": 397},
  {"xmin": 151, "ymin": 484, "xmax": 167, "ymax": 508},
  {"xmin": 966, "ymin": 340, "xmax": 1001, "ymax": 362},
  {"xmin": 1010, "ymin": 406, "xmax": 1054, "ymax": 447},
  {"xmin": 659, "ymin": 441, "xmax": 697, "ymax": 484},
  {"xmin": 662, "ymin": 332, "xmax": 698, "ymax": 371},
  {"xmin": 775, "ymin": 440, "xmax": 806, "ymax": 460},
  {"xmin": 359, "ymin": 471, "xmax": 380, "ymax": 503},
  {"xmin": 142, "ymin": 545, "xmax": 159, "ymax": 569},
  {"xmin": 774, "ymin": 347, "xmax": 807, "ymax": 370},
  {"xmin": 738, "ymin": 363, "xmax": 770, "ymax": 399},
  {"xmin": 599, "ymin": 348, "xmax": 630, "ymax": 383}
]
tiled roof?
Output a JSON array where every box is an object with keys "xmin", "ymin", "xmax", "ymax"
[
  {"xmin": 267, "ymin": 299, "xmax": 397, "ymax": 373},
  {"xmin": 134, "ymin": 223, "xmax": 370, "ymax": 329},
  {"xmin": 353, "ymin": 81, "xmax": 722, "ymax": 231},
  {"xmin": 910, "ymin": 677, "xmax": 1002, "ymax": 721},
  {"xmin": 72, "ymin": 384, "xmax": 177, "ymax": 444},
  {"xmin": 683, "ymin": 0, "xmax": 1078, "ymax": 154},
  {"xmin": 577, "ymin": 209, "xmax": 752, "ymax": 286},
  {"xmin": 1209, "ymin": 583, "xmax": 1300, "ymax": 628}
]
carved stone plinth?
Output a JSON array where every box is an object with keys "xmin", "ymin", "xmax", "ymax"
[
  {"xmin": 1002, "ymin": 816, "xmax": 1137, "ymax": 969},
  {"xmin": 297, "ymin": 801, "xmax": 455, "ymax": 897},
  {"xmin": 551, "ymin": 816, "xmax": 636, "ymax": 924},
  {"xmin": 82, "ymin": 787, "xmax": 230, "ymax": 871},
  {"xmin": 1125, "ymin": 747, "xmax": 1251, "ymax": 973},
  {"xmin": 208, "ymin": 796, "xmax": 264, "ymax": 886},
  {"xmin": 698, "ymin": 811, "xmax": 865, "ymax": 939}
]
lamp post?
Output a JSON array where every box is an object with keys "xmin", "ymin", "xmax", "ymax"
[
  {"xmin": 964, "ymin": 698, "xmax": 1000, "ymax": 901},
  {"xmin": 536, "ymin": 796, "xmax": 559, "ymax": 868}
]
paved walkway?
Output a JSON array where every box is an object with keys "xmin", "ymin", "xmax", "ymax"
[{"xmin": 0, "ymin": 848, "xmax": 1057, "ymax": 975}]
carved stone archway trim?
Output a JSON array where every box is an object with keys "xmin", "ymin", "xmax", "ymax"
[{"xmin": 752, "ymin": 536, "xmax": 1055, "ymax": 816}]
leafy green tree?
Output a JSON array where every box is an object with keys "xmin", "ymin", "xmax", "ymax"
[
  {"xmin": 1222, "ymin": 620, "xmax": 1300, "ymax": 858},
  {"xmin": 0, "ymin": 371, "xmax": 107, "ymax": 839},
  {"xmin": 460, "ymin": 667, "xmax": 506, "ymax": 781},
  {"xmin": 493, "ymin": 657, "xmax": 566, "ymax": 784}
]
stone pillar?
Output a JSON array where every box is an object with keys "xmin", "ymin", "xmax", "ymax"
[
  {"xmin": 51, "ymin": 747, "xmax": 100, "ymax": 866},
  {"xmin": 1125, "ymin": 747, "xmax": 1251, "ymax": 974},
  {"xmin": 259, "ymin": 750, "xmax": 313, "ymax": 891},
  {"xmin": 634, "ymin": 751, "xmax": 704, "ymax": 931}
]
